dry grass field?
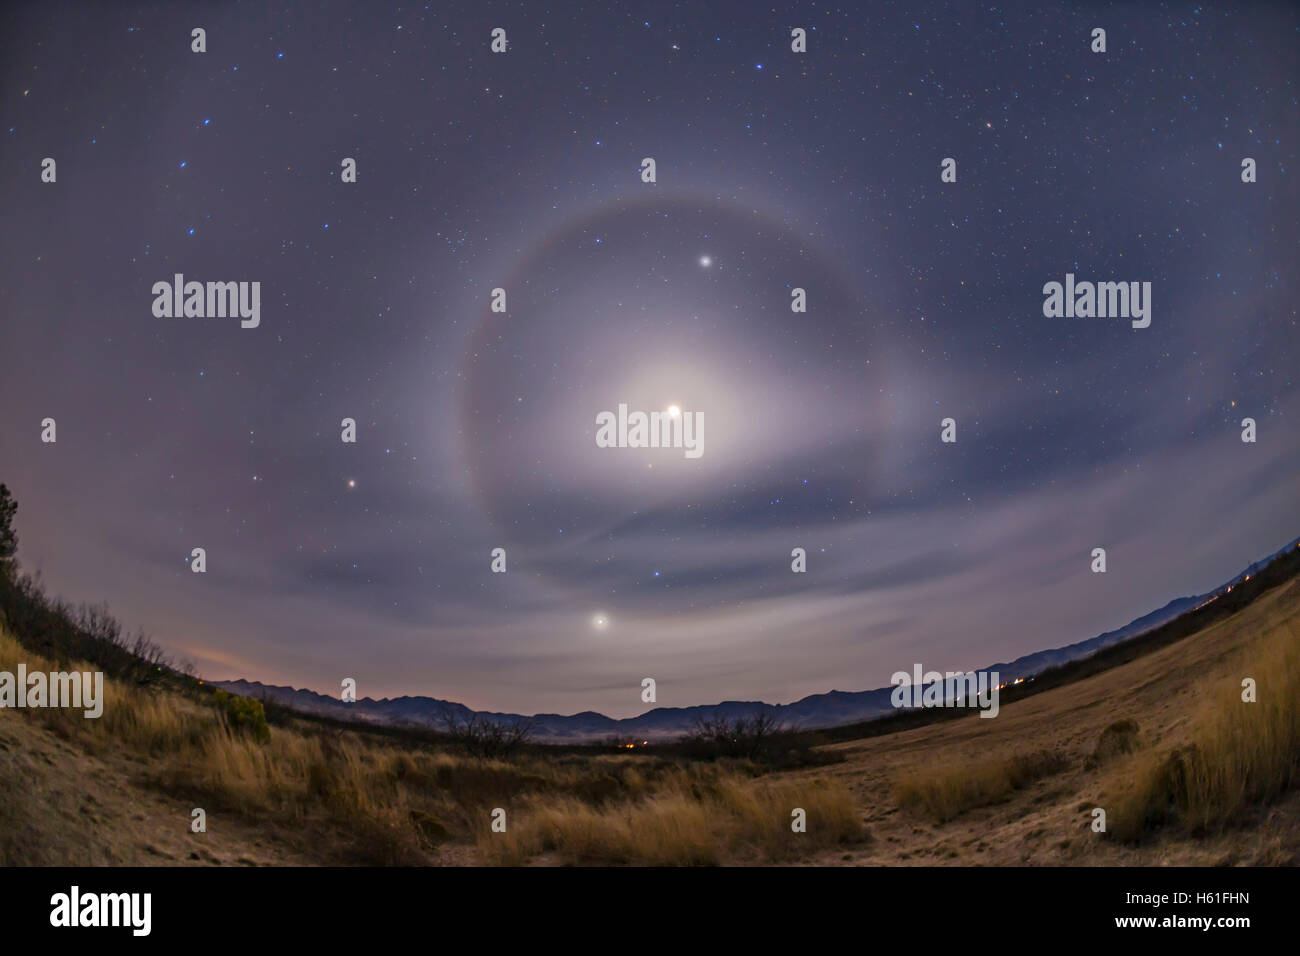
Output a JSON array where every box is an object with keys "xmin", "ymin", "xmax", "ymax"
[
  {"xmin": 1, "ymin": 568, "xmax": 1296, "ymax": 866},
  {"xmin": 795, "ymin": 572, "xmax": 1300, "ymax": 866}
]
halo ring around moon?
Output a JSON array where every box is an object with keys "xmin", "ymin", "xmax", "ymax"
[{"xmin": 455, "ymin": 190, "xmax": 894, "ymax": 608}]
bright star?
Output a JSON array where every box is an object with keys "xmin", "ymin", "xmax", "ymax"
[{"xmin": 699, "ymin": 255, "xmax": 711, "ymax": 267}]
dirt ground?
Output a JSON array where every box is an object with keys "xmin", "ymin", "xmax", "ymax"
[{"xmin": 0, "ymin": 709, "xmax": 310, "ymax": 866}]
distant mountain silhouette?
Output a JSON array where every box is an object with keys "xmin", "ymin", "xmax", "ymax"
[{"xmin": 213, "ymin": 536, "xmax": 1300, "ymax": 742}]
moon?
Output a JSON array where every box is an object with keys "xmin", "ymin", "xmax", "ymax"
[{"xmin": 699, "ymin": 255, "xmax": 712, "ymax": 268}]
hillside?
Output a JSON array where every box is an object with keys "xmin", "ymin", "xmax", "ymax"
[
  {"xmin": 798, "ymin": 566, "xmax": 1300, "ymax": 865},
  {"xmin": 1, "ymin": 541, "xmax": 1296, "ymax": 866}
]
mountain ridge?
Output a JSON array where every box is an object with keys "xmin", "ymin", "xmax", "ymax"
[{"xmin": 213, "ymin": 535, "xmax": 1300, "ymax": 742}]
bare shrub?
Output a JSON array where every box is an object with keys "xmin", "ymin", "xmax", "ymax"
[{"xmin": 444, "ymin": 713, "xmax": 534, "ymax": 758}]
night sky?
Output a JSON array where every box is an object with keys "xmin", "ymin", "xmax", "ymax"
[{"xmin": 1, "ymin": 2, "xmax": 1296, "ymax": 719}]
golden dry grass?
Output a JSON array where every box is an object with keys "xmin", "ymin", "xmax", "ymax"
[
  {"xmin": 1106, "ymin": 620, "xmax": 1299, "ymax": 842},
  {"xmin": 796, "ymin": 570, "xmax": 1300, "ymax": 866},
  {"xmin": 479, "ymin": 773, "xmax": 865, "ymax": 865},
  {"xmin": 0, "ymin": 624, "xmax": 864, "ymax": 865},
  {"xmin": 893, "ymin": 749, "xmax": 1070, "ymax": 824}
]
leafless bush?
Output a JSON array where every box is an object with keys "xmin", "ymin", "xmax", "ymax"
[
  {"xmin": 445, "ymin": 713, "xmax": 534, "ymax": 758},
  {"xmin": 683, "ymin": 709, "xmax": 798, "ymax": 762}
]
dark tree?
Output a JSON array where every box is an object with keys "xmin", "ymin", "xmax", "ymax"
[{"xmin": 0, "ymin": 483, "xmax": 16, "ymax": 567}]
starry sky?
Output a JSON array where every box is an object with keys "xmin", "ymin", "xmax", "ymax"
[{"xmin": 1, "ymin": 2, "xmax": 1296, "ymax": 719}]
